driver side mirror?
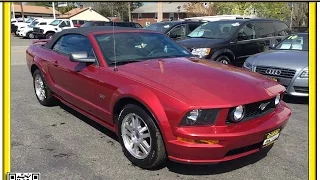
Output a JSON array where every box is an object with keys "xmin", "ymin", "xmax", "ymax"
[
  {"xmin": 237, "ymin": 32, "xmax": 248, "ymax": 41},
  {"xmin": 269, "ymin": 44, "xmax": 276, "ymax": 49},
  {"xmin": 69, "ymin": 52, "xmax": 95, "ymax": 63}
]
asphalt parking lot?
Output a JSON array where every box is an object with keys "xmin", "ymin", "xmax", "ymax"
[{"xmin": 11, "ymin": 35, "xmax": 308, "ymax": 180}]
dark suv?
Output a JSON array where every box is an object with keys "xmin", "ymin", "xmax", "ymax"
[
  {"xmin": 143, "ymin": 20, "xmax": 204, "ymax": 40},
  {"xmin": 177, "ymin": 19, "xmax": 290, "ymax": 66},
  {"xmin": 81, "ymin": 21, "xmax": 142, "ymax": 28}
]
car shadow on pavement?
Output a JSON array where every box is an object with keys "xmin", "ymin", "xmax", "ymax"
[
  {"xmin": 282, "ymin": 95, "xmax": 308, "ymax": 105},
  {"xmin": 163, "ymin": 146, "xmax": 273, "ymax": 175},
  {"xmin": 58, "ymin": 102, "xmax": 273, "ymax": 175},
  {"xmin": 58, "ymin": 103, "xmax": 119, "ymax": 142}
]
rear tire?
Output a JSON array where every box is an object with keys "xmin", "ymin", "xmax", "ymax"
[
  {"xmin": 117, "ymin": 104, "xmax": 166, "ymax": 169},
  {"xmin": 33, "ymin": 69, "xmax": 56, "ymax": 106}
]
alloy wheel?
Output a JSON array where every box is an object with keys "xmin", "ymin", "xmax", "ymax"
[
  {"xmin": 34, "ymin": 74, "xmax": 46, "ymax": 101},
  {"xmin": 121, "ymin": 113, "xmax": 152, "ymax": 159}
]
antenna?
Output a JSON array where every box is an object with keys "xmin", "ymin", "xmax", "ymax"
[{"xmin": 112, "ymin": 20, "xmax": 118, "ymax": 71}]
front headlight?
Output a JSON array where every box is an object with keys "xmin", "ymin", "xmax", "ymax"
[
  {"xmin": 180, "ymin": 109, "xmax": 219, "ymax": 126},
  {"xmin": 191, "ymin": 48, "xmax": 211, "ymax": 58},
  {"xmin": 228, "ymin": 105, "xmax": 245, "ymax": 123},
  {"xmin": 243, "ymin": 61, "xmax": 253, "ymax": 70},
  {"xmin": 300, "ymin": 70, "xmax": 308, "ymax": 78}
]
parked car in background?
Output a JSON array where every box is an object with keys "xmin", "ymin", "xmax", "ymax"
[
  {"xmin": 81, "ymin": 21, "xmax": 143, "ymax": 28},
  {"xmin": 17, "ymin": 19, "xmax": 54, "ymax": 39},
  {"xmin": 12, "ymin": 17, "xmax": 37, "ymax": 34},
  {"xmin": 26, "ymin": 26, "xmax": 291, "ymax": 169},
  {"xmin": 72, "ymin": 20, "xmax": 87, "ymax": 27},
  {"xmin": 143, "ymin": 20, "xmax": 204, "ymax": 40},
  {"xmin": 243, "ymin": 33, "xmax": 308, "ymax": 97},
  {"xmin": 33, "ymin": 19, "xmax": 76, "ymax": 39},
  {"xmin": 11, "ymin": 18, "xmax": 24, "ymax": 23},
  {"xmin": 184, "ymin": 15, "xmax": 256, "ymax": 22},
  {"xmin": 177, "ymin": 19, "xmax": 291, "ymax": 66}
]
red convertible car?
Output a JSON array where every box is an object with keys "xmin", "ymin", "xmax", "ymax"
[{"xmin": 26, "ymin": 26, "xmax": 291, "ymax": 169}]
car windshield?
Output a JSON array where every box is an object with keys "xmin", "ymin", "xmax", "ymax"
[
  {"xmin": 49, "ymin": 20, "xmax": 62, "ymax": 26},
  {"xmin": 187, "ymin": 21, "xmax": 242, "ymax": 39},
  {"xmin": 275, "ymin": 34, "xmax": 309, "ymax": 51},
  {"xmin": 95, "ymin": 32, "xmax": 192, "ymax": 65},
  {"xmin": 29, "ymin": 21, "xmax": 39, "ymax": 27},
  {"xmin": 143, "ymin": 23, "xmax": 172, "ymax": 33},
  {"xmin": 25, "ymin": 18, "xmax": 34, "ymax": 23}
]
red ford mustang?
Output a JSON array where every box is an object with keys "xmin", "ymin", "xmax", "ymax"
[{"xmin": 26, "ymin": 26, "xmax": 291, "ymax": 169}]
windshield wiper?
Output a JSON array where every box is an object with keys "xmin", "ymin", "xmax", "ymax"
[{"xmin": 110, "ymin": 60, "xmax": 143, "ymax": 65}]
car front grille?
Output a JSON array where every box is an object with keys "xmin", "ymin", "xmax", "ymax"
[
  {"xmin": 226, "ymin": 97, "xmax": 276, "ymax": 123},
  {"xmin": 255, "ymin": 66, "xmax": 296, "ymax": 79},
  {"xmin": 294, "ymin": 86, "xmax": 308, "ymax": 94},
  {"xmin": 12, "ymin": 25, "xmax": 18, "ymax": 32}
]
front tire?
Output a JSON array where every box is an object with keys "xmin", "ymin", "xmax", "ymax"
[
  {"xmin": 215, "ymin": 55, "xmax": 231, "ymax": 65},
  {"xmin": 27, "ymin": 32, "xmax": 35, "ymax": 39},
  {"xmin": 33, "ymin": 69, "xmax": 56, "ymax": 106},
  {"xmin": 45, "ymin": 32, "xmax": 54, "ymax": 39},
  {"xmin": 118, "ymin": 104, "xmax": 166, "ymax": 169}
]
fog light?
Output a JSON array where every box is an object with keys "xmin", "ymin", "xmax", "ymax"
[
  {"xmin": 177, "ymin": 137, "xmax": 219, "ymax": 144},
  {"xmin": 275, "ymin": 94, "xmax": 281, "ymax": 105},
  {"xmin": 228, "ymin": 105, "xmax": 245, "ymax": 123}
]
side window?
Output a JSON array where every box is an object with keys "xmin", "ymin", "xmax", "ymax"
[
  {"xmin": 274, "ymin": 21, "xmax": 289, "ymax": 36},
  {"xmin": 59, "ymin": 21, "xmax": 71, "ymax": 28},
  {"xmin": 72, "ymin": 20, "xmax": 77, "ymax": 24},
  {"xmin": 168, "ymin": 25, "xmax": 187, "ymax": 38},
  {"xmin": 52, "ymin": 34, "xmax": 95, "ymax": 58},
  {"xmin": 188, "ymin": 23, "xmax": 201, "ymax": 33},
  {"xmin": 237, "ymin": 23, "xmax": 256, "ymax": 41},
  {"xmin": 255, "ymin": 22, "xmax": 275, "ymax": 38},
  {"xmin": 39, "ymin": 22, "xmax": 47, "ymax": 25}
]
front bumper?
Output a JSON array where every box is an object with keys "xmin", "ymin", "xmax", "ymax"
[
  {"xmin": 165, "ymin": 102, "xmax": 291, "ymax": 164},
  {"xmin": 18, "ymin": 31, "xmax": 27, "ymax": 37}
]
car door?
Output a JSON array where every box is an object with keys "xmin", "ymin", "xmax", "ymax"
[
  {"xmin": 59, "ymin": 20, "xmax": 72, "ymax": 30},
  {"xmin": 255, "ymin": 21, "xmax": 276, "ymax": 51},
  {"xmin": 234, "ymin": 22, "xmax": 260, "ymax": 63},
  {"xmin": 47, "ymin": 34, "xmax": 99, "ymax": 115}
]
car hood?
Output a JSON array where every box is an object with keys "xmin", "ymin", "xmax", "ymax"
[
  {"xmin": 117, "ymin": 57, "xmax": 284, "ymax": 107},
  {"xmin": 177, "ymin": 38, "xmax": 226, "ymax": 49},
  {"xmin": 249, "ymin": 50, "xmax": 308, "ymax": 69}
]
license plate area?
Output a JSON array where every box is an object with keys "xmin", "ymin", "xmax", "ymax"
[{"xmin": 262, "ymin": 128, "xmax": 281, "ymax": 148}]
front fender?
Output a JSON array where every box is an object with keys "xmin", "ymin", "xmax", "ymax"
[{"xmin": 110, "ymin": 84, "xmax": 174, "ymax": 142}]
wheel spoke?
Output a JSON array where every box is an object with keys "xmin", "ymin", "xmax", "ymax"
[
  {"xmin": 140, "ymin": 133, "xmax": 150, "ymax": 139},
  {"xmin": 125, "ymin": 129, "xmax": 131, "ymax": 137},
  {"xmin": 125, "ymin": 123, "xmax": 133, "ymax": 133},
  {"xmin": 132, "ymin": 115, "xmax": 140, "ymax": 130},
  {"xmin": 140, "ymin": 140, "xmax": 150, "ymax": 153},
  {"xmin": 139, "ymin": 126, "xmax": 148, "ymax": 134},
  {"xmin": 138, "ymin": 143, "xmax": 148, "ymax": 155}
]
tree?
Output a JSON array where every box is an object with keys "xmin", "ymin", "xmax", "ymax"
[
  {"xmin": 185, "ymin": 2, "xmax": 293, "ymax": 23},
  {"xmin": 85, "ymin": 2, "xmax": 142, "ymax": 21}
]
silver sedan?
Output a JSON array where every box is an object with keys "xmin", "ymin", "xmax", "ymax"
[{"xmin": 243, "ymin": 33, "xmax": 308, "ymax": 97}]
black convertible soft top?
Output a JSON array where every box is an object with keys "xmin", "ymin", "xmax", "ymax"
[{"xmin": 45, "ymin": 26, "xmax": 156, "ymax": 49}]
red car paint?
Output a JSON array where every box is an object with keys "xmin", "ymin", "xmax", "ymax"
[{"xmin": 26, "ymin": 30, "xmax": 291, "ymax": 164}]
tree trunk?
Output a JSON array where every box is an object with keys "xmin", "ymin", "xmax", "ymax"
[
  {"xmin": 20, "ymin": 2, "xmax": 24, "ymax": 21},
  {"xmin": 128, "ymin": 2, "xmax": 131, "ymax": 22}
]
